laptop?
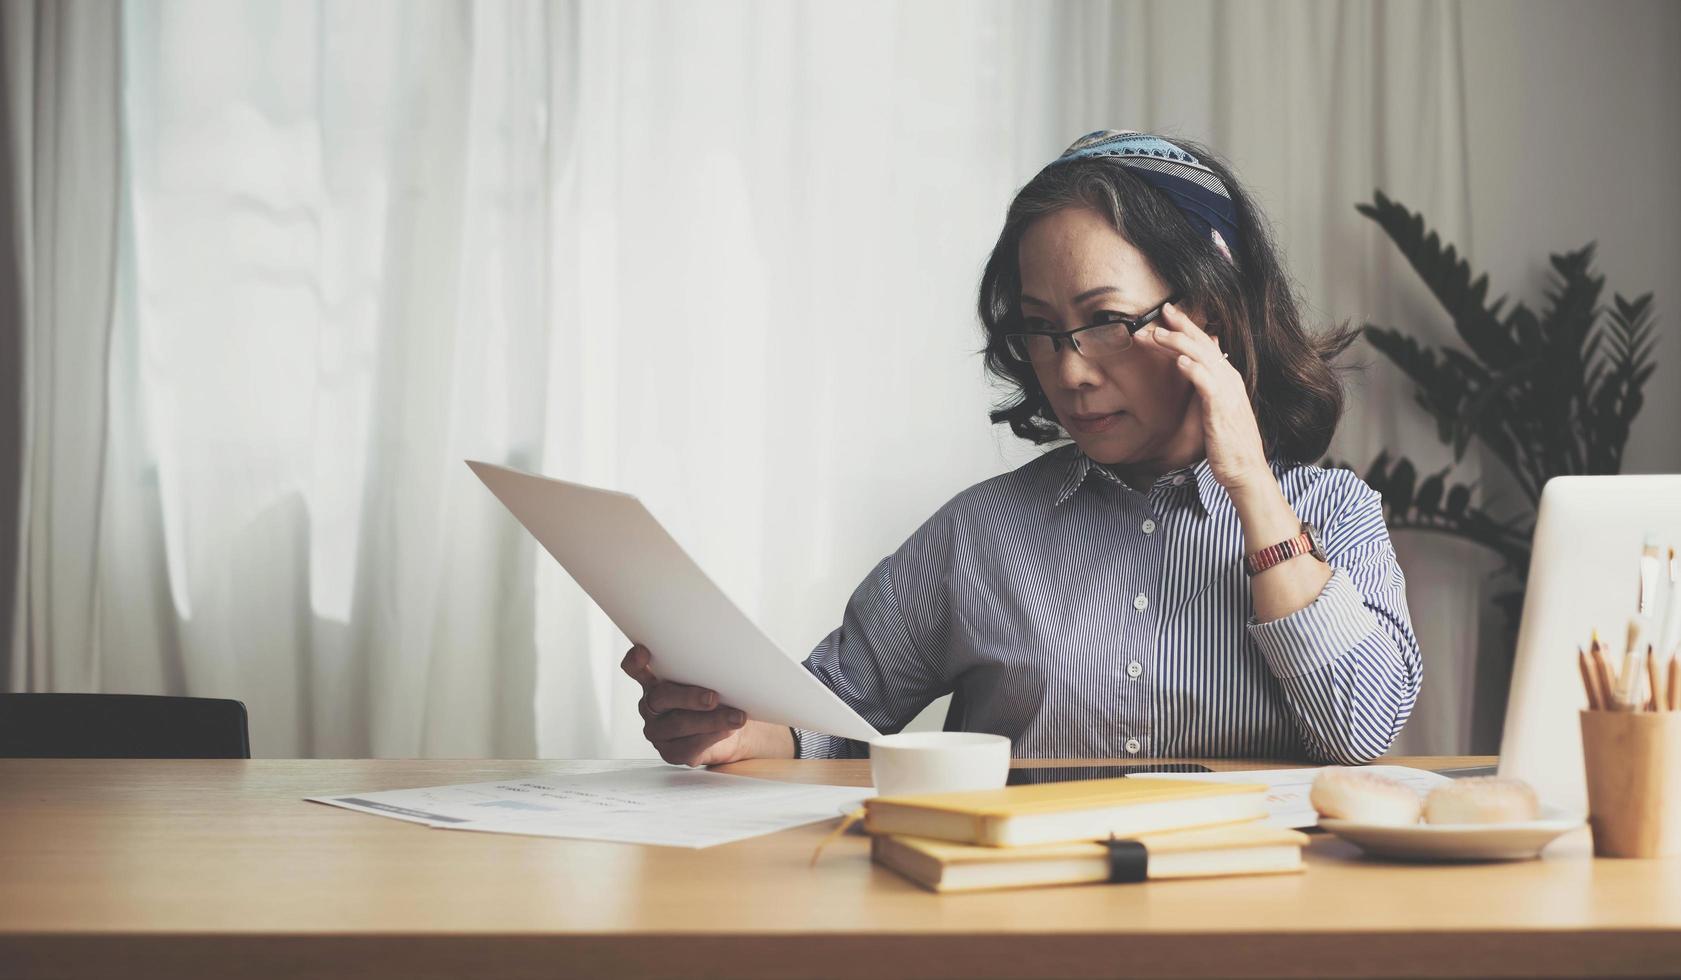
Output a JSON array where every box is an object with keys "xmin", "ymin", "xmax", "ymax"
[{"xmin": 1498, "ymin": 475, "xmax": 1681, "ymax": 815}]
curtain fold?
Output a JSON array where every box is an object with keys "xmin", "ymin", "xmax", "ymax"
[
  {"xmin": 2, "ymin": 0, "xmax": 123, "ymax": 696},
  {"xmin": 5, "ymin": 0, "xmax": 1484, "ymax": 757},
  {"xmin": 101, "ymin": 0, "xmax": 548, "ymax": 757}
]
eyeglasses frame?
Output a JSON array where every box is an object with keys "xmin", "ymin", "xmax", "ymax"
[{"xmin": 1001, "ymin": 293, "xmax": 1182, "ymax": 365}]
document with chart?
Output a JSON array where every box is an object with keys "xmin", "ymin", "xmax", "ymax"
[{"xmin": 309, "ymin": 765, "xmax": 873, "ymax": 848}]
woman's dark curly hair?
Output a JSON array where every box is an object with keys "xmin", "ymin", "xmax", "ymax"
[{"xmin": 977, "ymin": 136, "xmax": 1355, "ymax": 463}]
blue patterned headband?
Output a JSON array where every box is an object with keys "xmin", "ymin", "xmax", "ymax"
[{"xmin": 1050, "ymin": 130, "xmax": 1239, "ymax": 263}]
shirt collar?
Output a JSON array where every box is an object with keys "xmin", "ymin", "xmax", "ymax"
[{"xmin": 1052, "ymin": 448, "xmax": 1229, "ymax": 516}]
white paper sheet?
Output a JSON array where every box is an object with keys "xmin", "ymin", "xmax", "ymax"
[
  {"xmin": 1139, "ymin": 765, "xmax": 1454, "ymax": 828},
  {"xmin": 305, "ymin": 761, "xmax": 665, "ymax": 827},
  {"xmin": 468, "ymin": 461, "xmax": 881, "ymax": 743},
  {"xmin": 309, "ymin": 766, "xmax": 874, "ymax": 848}
]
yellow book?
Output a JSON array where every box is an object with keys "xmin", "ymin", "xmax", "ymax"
[
  {"xmin": 873, "ymin": 821, "xmax": 1309, "ymax": 893},
  {"xmin": 862, "ymin": 777, "xmax": 1268, "ymax": 847}
]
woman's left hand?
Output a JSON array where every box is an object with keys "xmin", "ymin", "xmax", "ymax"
[{"xmin": 1148, "ymin": 302, "xmax": 1273, "ymax": 497}]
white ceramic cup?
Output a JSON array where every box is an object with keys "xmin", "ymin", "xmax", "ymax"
[{"xmin": 868, "ymin": 731, "xmax": 1012, "ymax": 798}]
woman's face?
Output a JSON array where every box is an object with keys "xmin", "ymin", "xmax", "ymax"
[{"xmin": 1016, "ymin": 205, "xmax": 1202, "ymax": 472}]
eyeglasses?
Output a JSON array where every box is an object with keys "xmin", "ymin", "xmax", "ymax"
[{"xmin": 1001, "ymin": 294, "xmax": 1179, "ymax": 366}]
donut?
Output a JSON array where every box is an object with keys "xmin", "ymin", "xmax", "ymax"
[
  {"xmin": 1310, "ymin": 767, "xmax": 1423, "ymax": 825},
  {"xmin": 1424, "ymin": 777, "xmax": 1539, "ymax": 825}
]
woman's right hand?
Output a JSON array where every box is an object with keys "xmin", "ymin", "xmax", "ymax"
[{"xmin": 621, "ymin": 644, "xmax": 750, "ymax": 766}]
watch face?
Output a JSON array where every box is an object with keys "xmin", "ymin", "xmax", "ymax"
[{"xmin": 1302, "ymin": 522, "xmax": 1325, "ymax": 559}]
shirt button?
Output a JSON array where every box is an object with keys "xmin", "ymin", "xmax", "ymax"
[
  {"xmin": 1141, "ymin": 519, "xmax": 1157, "ymax": 534},
  {"xmin": 1124, "ymin": 737, "xmax": 1142, "ymax": 754},
  {"xmin": 1132, "ymin": 593, "xmax": 1148, "ymax": 611},
  {"xmin": 1126, "ymin": 660, "xmax": 1143, "ymax": 679},
  {"xmin": 1171, "ymin": 474, "xmax": 1187, "ymax": 486}
]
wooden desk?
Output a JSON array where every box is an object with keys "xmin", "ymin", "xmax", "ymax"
[{"xmin": 1, "ymin": 756, "xmax": 1677, "ymax": 978}]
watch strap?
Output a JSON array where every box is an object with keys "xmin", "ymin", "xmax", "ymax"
[{"xmin": 1245, "ymin": 532, "xmax": 1313, "ymax": 576}]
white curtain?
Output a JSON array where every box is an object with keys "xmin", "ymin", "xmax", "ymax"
[{"xmin": 5, "ymin": 0, "xmax": 1482, "ymax": 757}]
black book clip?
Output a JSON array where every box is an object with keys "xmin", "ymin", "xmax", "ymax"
[{"xmin": 1104, "ymin": 834, "xmax": 1149, "ymax": 883}]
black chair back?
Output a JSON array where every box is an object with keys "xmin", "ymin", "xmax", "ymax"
[{"xmin": 0, "ymin": 693, "xmax": 251, "ymax": 758}]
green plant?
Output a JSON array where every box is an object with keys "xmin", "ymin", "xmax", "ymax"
[{"xmin": 1327, "ymin": 191, "xmax": 1659, "ymax": 627}]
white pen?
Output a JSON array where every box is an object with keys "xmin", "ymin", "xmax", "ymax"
[
  {"xmin": 1638, "ymin": 533, "xmax": 1661, "ymax": 617},
  {"xmin": 1619, "ymin": 619, "xmax": 1643, "ymax": 711},
  {"xmin": 1660, "ymin": 547, "xmax": 1681, "ymax": 660}
]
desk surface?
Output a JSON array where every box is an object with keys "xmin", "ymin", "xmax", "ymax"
[{"xmin": 2, "ymin": 755, "xmax": 1677, "ymax": 979}]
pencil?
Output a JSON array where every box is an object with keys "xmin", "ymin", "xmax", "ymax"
[
  {"xmin": 1591, "ymin": 636, "xmax": 1617, "ymax": 710},
  {"xmin": 1578, "ymin": 647, "xmax": 1602, "ymax": 711},
  {"xmin": 1645, "ymin": 643, "xmax": 1660, "ymax": 712},
  {"xmin": 1668, "ymin": 653, "xmax": 1679, "ymax": 712}
]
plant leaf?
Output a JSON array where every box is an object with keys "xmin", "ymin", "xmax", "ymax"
[{"xmin": 1356, "ymin": 191, "xmax": 1524, "ymax": 369}]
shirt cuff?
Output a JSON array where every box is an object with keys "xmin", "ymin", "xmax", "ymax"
[
  {"xmin": 792, "ymin": 728, "xmax": 865, "ymax": 760},
  {"xmin": 1246, "ymin": 566, "xmax": 1382, "ymax": 678}
]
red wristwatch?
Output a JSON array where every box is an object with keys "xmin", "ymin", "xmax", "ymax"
[{"xmin": 1244, "ymin": 523, "xmax": 1325, "ymax": 576}]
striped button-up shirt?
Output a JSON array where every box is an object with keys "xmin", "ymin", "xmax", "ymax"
[{"xmin": 793, "ymin": 445, "xmax": 1421, "ymax": 764}]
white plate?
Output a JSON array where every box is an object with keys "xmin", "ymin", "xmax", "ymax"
[{"xmin": 1318, "ymin": 808, "xmax": 1586, "ymax": 861}]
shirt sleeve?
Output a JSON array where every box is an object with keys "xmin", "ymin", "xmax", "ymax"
[
  {"xmin": 791, "ymin": 520, "xmax": 953, "ymax": 760},
  {"xmin": 1245, "ymin": 475, "xmax": 1423, "ymax": 765}
]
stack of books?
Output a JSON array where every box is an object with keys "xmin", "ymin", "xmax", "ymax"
[{"xmin": 864, "ymin": 776, "xmax": 1307, "ymax": 893}]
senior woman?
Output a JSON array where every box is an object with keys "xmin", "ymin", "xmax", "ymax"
[{"xmin": 622, "ymin": 130, "xmax": 1421, "ymax": 767}]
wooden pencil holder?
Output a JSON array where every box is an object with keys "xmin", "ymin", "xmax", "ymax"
[{"xmin": 1579, "ymin": 710, "xmax": 1681, "ymax": 858}]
